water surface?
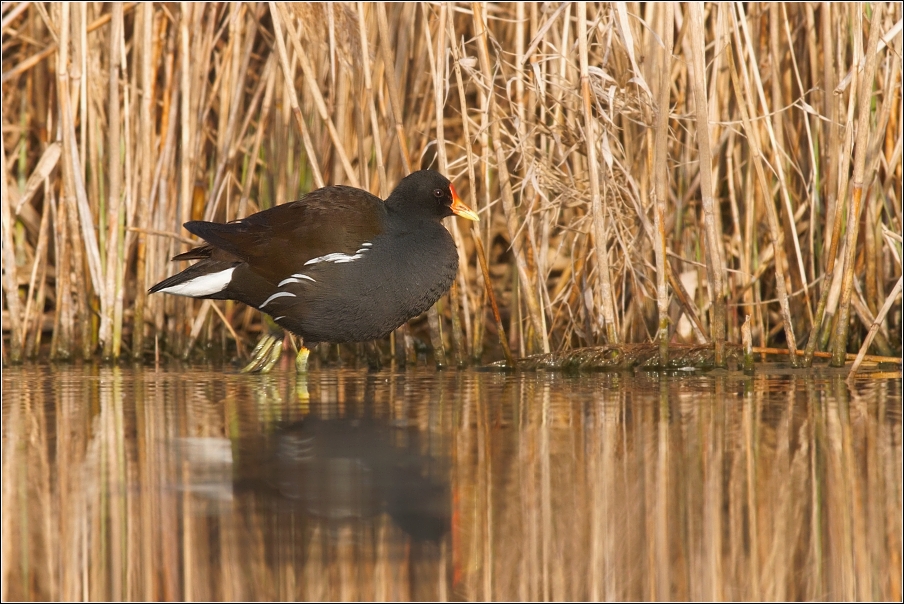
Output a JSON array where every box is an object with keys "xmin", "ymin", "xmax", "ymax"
[{"xmin": 2, "ymin": 364, "xmax": 901, "ymax": 600}]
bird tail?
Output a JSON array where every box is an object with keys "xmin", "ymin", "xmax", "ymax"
[{"xmin": 149, "ymin": 260, "xmax": 238, "ymax": 299}]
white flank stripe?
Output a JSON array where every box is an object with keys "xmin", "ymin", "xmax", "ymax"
[
  {"xmin": 304, "ymin": 251, "xmax": 364, "ymax": 265},
  {"xmin": 278, "ymin": 273, "xmax": 316, "ymax": 287},
  {"xmin": 360, "ymin": 242, "xmax": 372, "ymax": 247},
  {"xmin": 158, "ymin": 267, "xmax": 235, "ymax": 297},
  {"xmin": 259, "ymin": 291, "xmax": 296, "ymax": 308}
]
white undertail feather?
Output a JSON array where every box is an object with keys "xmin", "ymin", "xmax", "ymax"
[{"xmin": 157, "ymin": 267, "xmax": 235, "ymax": 297}]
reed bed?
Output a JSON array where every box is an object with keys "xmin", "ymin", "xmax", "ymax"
[{"xmin": 2, "ymin": 2, "xmax": 901, "ymax": 366}]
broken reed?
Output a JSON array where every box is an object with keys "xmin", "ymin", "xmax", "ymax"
[{"xmin": 1, "ymin": 3, "xmax": 901, "ymax": 366}]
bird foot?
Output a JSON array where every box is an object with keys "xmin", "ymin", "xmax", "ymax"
[{"xmin": 241, "ymin": 334, "xmax": 283, "ymax": 373}]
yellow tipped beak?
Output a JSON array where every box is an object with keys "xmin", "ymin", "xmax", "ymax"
[{"xmin": 449, "ymin": 185, "xmax": 479, "ymax": 221}]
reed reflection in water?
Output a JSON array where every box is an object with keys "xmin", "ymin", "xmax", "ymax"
[{"xmin": 1, "ymin": 365, "xmax": 900, "ymax": 601}]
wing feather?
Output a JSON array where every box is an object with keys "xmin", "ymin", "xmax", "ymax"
[{"xmin": 182, "ymin": 186, "xmax": 386, "ymax": 284}]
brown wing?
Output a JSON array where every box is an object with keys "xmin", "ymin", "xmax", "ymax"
[
  {"xmin": 183, "ymin": 186, "xmax": 386, "ymax": 284},
  {"xmin": 172, "ymin": 245, "xmax": 213, "ymax": 261}
]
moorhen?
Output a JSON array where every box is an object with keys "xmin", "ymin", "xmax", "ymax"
[{"xmin": 150, "ymin": 170, "xmax": 478, "ymax": 371}]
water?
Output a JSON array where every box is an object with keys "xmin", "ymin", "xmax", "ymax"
[{"xmin": 2, "ymin": 363, "xmax": 901, "ymax": 601}]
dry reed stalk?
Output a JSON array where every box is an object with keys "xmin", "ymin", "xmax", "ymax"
[
  {"xmin": 688, "ymin": 3, "xmax": 728, "ymax": 364},
  {"xmin": 22, "ymin": 181, "xmax": 51, "ymax": 357},
  {"xmin": 652, "ymin": 4, "xmax": 673, "ymax": 361},
  {"xmin": 745, "ymin": 12, "xmax": 814, "ymax": 334},
  {"xmin": 276, "ymin": 2, "xmax": 359, "ymax": 188},
  {"xmin": 207, "ymin": 5, "xmax": 258, "ymax": 222},
  {"xmin": 99, "ymin": 3, "xmax": 123, "ymax": 359},
  {"xmin": 175, "ymin": 3, "xmax": 194, "ymax": 352},
  {"xmin": 48, "ymin": 5, "xmax": 72, "ymax": 360},
  {"xmin": 57, "ymin": 5, "xmax": 88, "ymax": 361},
  {"xmin": 132, "ymin": 4, "xmax": 154, "ymax": 359},
  {"xmin": 426, "ymin": 297, "xmax": 448, "ymax": 368},
  {"xmin": 1, "ymin": 3, "xmax": 901, "ymax": 363},
  {"xmin": 10, "ymin": 144, "xmax": 59, "ymax": 217},
  {"xmin": 356, "ymin": 2, "xmax": 388, "ymax": 195},
  {"xmin": 667, "ymin": 259, "xmax": 708, "ymax": 343},
  {"xmin": 579, "ymin": 2, "xmax": 618, "ymax": 346},
  {"xmin": 446, "ymin": 9, "xmax": 486, "ymax": 361},
  {"xmin": 1, "ymin": 3, "xmax": 136, "ymax": 84},
  {"xmin": 726, "ymin": 4, "xmax": 799, "ymax": 360},
  {"xmin": 375, "ymin": 3, "xmax": 413, "ymax": 173},
  {"xmin": 73, "ymin": 2, "xmax": 87, "ymax": 197},
  {"xmin": 269, "ymin": 3, "xmax": 323, "ymax": 190},
  {"xmin": 781, "ymin": 4, "xmax": 822, "ymax": 306},
  {"xmin": 830, "ymin": 8, "xmax": 883, "ymax": 366},
  {"xmin": 238, "ymin": 56, "xmax": 276, "ymax": 219},
  {"xmin": 856, "ymin": 13, "xmax": 900, "ymax": 337},
  {"xmin": 767, "ymin": 6, "xmax": 814, "ymax": 334},
  {"xmin": 0, "ymin": 137, "xmax": 22, "ymax": 361},
  {"xmin": 472, "ymin": 1, "xmax": 548, "ymax": 354},
  {"xmin": 425, "ymin": 2, "xmax": 466, "ymax": 365},
  {"xmin": 804, "ymin": 9, "xmax": 852, "ymax": 364},
  {"xmin": 150, "ymin": 40, "xmax": 179, "ymax": 339},
  {"xmin": 121, "ymin": 24, "xmax": 136, "ymax": 353},
  {"xmin": 183, "ymin": 299, "xmax": 213, "ymax": 360},
  {"xmin": 472, "ymin": 226, "xmax": 514, "ymax": 367}
]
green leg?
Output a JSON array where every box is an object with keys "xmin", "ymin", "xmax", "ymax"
[
  {"xmin": 295, "ymin": 347, "xmax": 310, "ymax": 401},
  {"xmin": 240, "ymin": 334, "xmax": 283, "ymax": 373},
  {"xmin": 241, "ymin": 316, "xmax": 285, "ymax": 373},
  {"xmin": 295, "ymin": 346, "xmax": 310, "ymax": 374},
  {"xmin": 241, "ymin": 315, "xmax": 312, "ymax": 375}
]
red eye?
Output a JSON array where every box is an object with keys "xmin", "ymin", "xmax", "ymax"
[{"xmin": 433, "ymin": 188, "xmax": 444, "ymax": 198}]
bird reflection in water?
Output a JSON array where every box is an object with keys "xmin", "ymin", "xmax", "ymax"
[
  {"xmin": 177, "ymin": 413, "xmax": 451, "ymax": 545},
  {"xmin": 237, "ymin": 416, "xmax": 451, "ymax": 543},
  {"xmin": 171, "ymin": 369, "xmax": 454, "ymax": 599}
]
